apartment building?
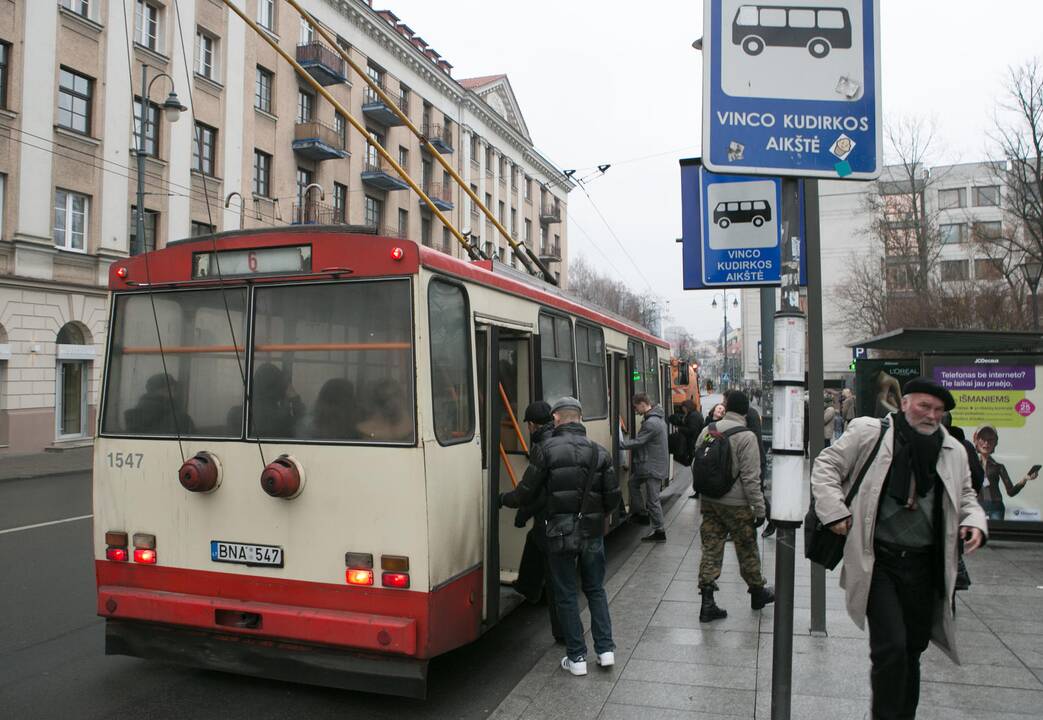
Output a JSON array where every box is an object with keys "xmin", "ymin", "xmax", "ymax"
[
  {"xmin": 738, "ymin": 161, "xmax": 1008, "ymax": 384},
  {"xmin": 0, "ymin": 0, "xmax": 571, "ymax": 453}
]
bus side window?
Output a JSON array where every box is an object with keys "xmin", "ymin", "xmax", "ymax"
[
  {"xmin": 760, "ymin": 8, "xmax": 786, "ymax": 27},
  {"xmin": 818, "ymin": 10, "xmax": 846, "ymax": 29},
  {"xmin": 788, "ymin": 9, "xmax": 815, "ymax": 28}
]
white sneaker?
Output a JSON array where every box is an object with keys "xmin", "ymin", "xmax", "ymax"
[
  {"xmin": 560, "ymin": 656, "xmax": 587, "ymax": 676},
  {"xmin": 595, "ymin": 651, "xmax": 615, "ymax": 667}
]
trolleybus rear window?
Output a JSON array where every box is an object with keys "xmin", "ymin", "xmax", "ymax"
[
  {"xmin": 102, "ymin": 288, "xmax": 249, "ymax": 437},
  {"xmin": 250, "ymin": 279, "xmax": 415, "ymax": 444}
]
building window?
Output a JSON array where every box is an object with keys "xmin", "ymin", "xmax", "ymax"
[
  {"xmin": 58, "ymin": 68, "xmax": 92, "ymax": 135},
  {"xmin": 364, "ymin": 195, "xmax": 382, "ymax": 229},
  {"xmin": 54, "ymin": 190, "xmax": 89, "ymax": 251},
  {"xmin": 129, "ymin": 205, "xmax": 158, "ymax": 254},
  {"xmin": 940, "ymin": 223, "xmax": 966, "ymax": 245},
  {"xmin": 442, "ymin": 226, "xmax": 451, "ymax": 253},
  {"xmin": 974, "ymin": 257, "xmax": 1003, "ymax": 280},
  {"xmin": 940, "ymin": 259, "xmax": 970, "ymax": 282},
  {"xmin": 525, "ymin": 176, "xmax": 532, "ymax": 202},
  {"xmin": 937, "ymin": 187, "xmax": 966, "ymax": 210},
  {"xmin": 255, "ymin": 66, "xmax": 273, "ymax": 112},
  {"xmin": 398, "ymin": 85, "xmax": 410, "ymax": 114},
  {"xmin": 299, "ymin": 17, "xmax": 314, "ymax": 44},
  {"xmin": 524, "ymin": 218, "xmax": 532, "ymax": 244},
  {"xmin": 366, "ymin": 63, "xmax": 384, "ymax": 87},
  {"xmin": 134, "ymin": 1, "xmax": 162, "ymax": 52},
  {"xmin": 297, "ymin": 88, "xmax": 313, "ymax": 123},
  {"xmin": 399, "ymin": 146, "xmax": 409, "ymax": 170},
  {"xmin": 498, "ymin": 200, "xmax": 505, "ymax": 224},
  {"xmin": 192, "ymin": 122, "xmax": 217, "ymax": 176},
  {"xmin": 296, "ymin": 167, "xmax": 314, "ymax": 207},
  {"xmin": 975, "ymin": 220, "xmax": 1003, "ymax": 241},
  {"xmin": 253, "ymin": 150, "xmax": 271, "ymax": 197},
  {"xmin": 257, "ymin": 0, "xmax": 275, "ymax": 32},
  {"xmin": 421, "ymin": 215, "xmax": 432, "ymax": 246},
  {"xmin": 333, "ymin": 182, "xmax": 347, "ymax": 223},
  {"xmin": 398, "ymin": 208, "xmax": 408, "ymax": 238},
  {"xmin": 334, "ymin": 112, "xmax": 347, "ymax": 149},
  {"xmin": 133, "ymin": 96, "xmax": 159, "ymax": 156},
  {"xmin": 422, "ymin": 160, "xmax": 432, "ymax": 189},
  {"xmin": 470, "ymin": 134, "xmax": 479, "ymax": 163},
  {"xmin": 973, "ymin": 185, "xmax": 1000, "ymax": 207},
  {"xmin": 60, "ymin": 1, "xmax": 91, "ymax": 18},
  {"xmin": 195, "ymin": 30, "xmax": 217, "ymax": 80},
  {"xmin": 0, "ymin": 42, "xmax": 10, "ymax": 110},
  {"xmin": 191, "ymin": 221, "xmax": 215, "ymax": 236}
]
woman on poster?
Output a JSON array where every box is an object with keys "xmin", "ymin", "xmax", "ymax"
[{"xmin": 972, "ymin": 424, "xmax": 1039, "ymax": 520}]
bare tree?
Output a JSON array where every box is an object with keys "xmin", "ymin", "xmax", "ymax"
[{"xmin": 567, "ymin": 255, "xmax": 662, "ymax": 329}]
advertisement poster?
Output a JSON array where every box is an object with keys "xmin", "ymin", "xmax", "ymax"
[
  {"xmin": 926, "ymin": 354, "xmax": 1042, "ymax": 527},
  {"xmin": 854, "ymin": 359, "xmax": 922, "ymax": 418}
]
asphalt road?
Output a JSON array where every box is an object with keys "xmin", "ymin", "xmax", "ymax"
[{"xmin": 0, "ymin": 470, "xmax": 663, "ymax": 720}]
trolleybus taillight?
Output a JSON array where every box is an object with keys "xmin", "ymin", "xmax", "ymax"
[
  {"xmin": 179, "ymin": 451, "xmax": 222, "ymax": 493},
  {"xmin": 105, "ymin": 531, "xmax": 129, "ymax": 561},
  {"xmin": 345, "ymin": 552, "xmax": 374, "ymax": 586},
  {"xmin": 382, "ymin": 572, "xmax": 409, "ymax": 588},
  {"xmin": 260, "ymin": 454, "xmax": 305, "ymax": 499},
  {"xmin": 133, "ymin": 533, "xmax": 157, "ymax": 564}
]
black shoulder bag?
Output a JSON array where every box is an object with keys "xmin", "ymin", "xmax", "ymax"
[
  {"xmin": 804, "ymin": 418, "xmax": 890, "ymax": 570},
  {"xmin": 546, "ymin": 446, "xmax": 599, "ymax": 556}
]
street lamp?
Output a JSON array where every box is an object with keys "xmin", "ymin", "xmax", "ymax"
[
  {"xmin": 134, "ymin": 66, "xmax": 187, "ymax": 256},
  {"xmin": 711, "ymin": 292, "xmax": 740, "ymax": 390},
  {"xmin": 1022, "ymin": 259, "xmax": 1043, "ymax": 332}
]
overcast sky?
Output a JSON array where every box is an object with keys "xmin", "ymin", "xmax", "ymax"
[{"xmin": 386, "ymin": 0, "xmax": 1043, "ymax": 340}]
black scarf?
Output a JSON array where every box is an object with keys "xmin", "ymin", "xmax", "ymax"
[{"xmin": 889, "ymin": 412, "xmax": 943, "ymax": 509}]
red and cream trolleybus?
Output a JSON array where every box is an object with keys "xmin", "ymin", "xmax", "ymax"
[{"xmin": 94, "ymin": 226, "xmax": 671, "ymax": 697}]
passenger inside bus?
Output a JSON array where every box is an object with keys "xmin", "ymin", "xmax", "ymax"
[
  {"xmin": 306, "ymin": 378, "xmax": 361, "ymax": 440},
  {"xmin": 124, "ymin": 373, "xmax": 195, "ymax": 435},
  {"xmin": 250, "ymin": 363, "xmax": 305, "ymax": 438},
  {"xmin": 356, "ymin": 378, "xmax": 413, "ymax": 442}
]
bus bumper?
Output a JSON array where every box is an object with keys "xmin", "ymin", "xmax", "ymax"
[{"xmin": 105, "ymin": 618, "xmax": 429, "ymax": 698}]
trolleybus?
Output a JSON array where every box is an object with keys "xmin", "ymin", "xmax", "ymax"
[{"xmin": 94, "ymin": 226, "xmax": 671, "ymax": 697}]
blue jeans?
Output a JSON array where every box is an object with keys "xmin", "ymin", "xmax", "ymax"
[{"xmin": 547, "ymin": 536, "xmax": 615, "ymax": 661}]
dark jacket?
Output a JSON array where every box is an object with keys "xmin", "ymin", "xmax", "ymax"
[
  {"xmin": 502, "ymin": 422, "xmax": 620, "ymax": 539},
  {"xmin": 513, "ymin": 422, "xmax": 554, "ymax": 528},
  {"xmin": 669, "ymin": 409, "xmax": 704, "ymax": 464},
  {"xmin": 620, "ymin": 404, "xmax": 669, "ymax": 480}
]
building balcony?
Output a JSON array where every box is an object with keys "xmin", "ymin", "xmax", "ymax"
[
  {"xmin": 540, "ymin": 203, "xmax": 561, "ymax": 224},
  {"xmin": 422, "ymin": 122, "xmax": 453, "ymax": 154},
  {"xmin": 291, "ymin": 201, "xmax": 345, "ymax": 225},
  {"xmin": 421, "ymin": 182, "xmax": 453, "ymax": 211},
  {"xmin": 292, "ymin": 121, "xmax": 349, "ymax": 161},
  {"xmin": 539, "ymin": 241, "xmax": 562, "ymax": 263},
  {"xmin": 361, "ymin": 157, "xmax": 409, "ymax": 191},
  {"xmin": 362, "ymin": 84, "xmax": 405, "ymax": 126},
  {"xmin": 296, "ymin": 42, "xmax": 347, "ymax": 86}
]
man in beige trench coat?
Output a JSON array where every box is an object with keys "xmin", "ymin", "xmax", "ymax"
[{"xmin": 811, "ymin": 377, "xmax": 987, "ymax": 720}]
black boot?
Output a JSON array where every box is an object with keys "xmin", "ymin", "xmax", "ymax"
[
  {"xmin": 699, "ymin": 587, "xmax": 728, "ymax": 623},
  {"xmin": 749, "ymin": 585, "xmax": 775, "ymax": 610},
  {"xmin": 641, "ymin": 529, "xmax": 667, "ymax": 543}
]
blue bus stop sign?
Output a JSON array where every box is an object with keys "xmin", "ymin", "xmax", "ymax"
[
  {"xmin": 680, "ymin": 159, "xmax": 805, "ymax": 289},
  {"xmin": 702, "ymin": 0, "xmax": 881, "ymax": 179}
]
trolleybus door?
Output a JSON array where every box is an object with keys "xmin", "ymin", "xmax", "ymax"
[{"xmin": 609, "ymin": 351, "xmax": 630, "ymax": 526}]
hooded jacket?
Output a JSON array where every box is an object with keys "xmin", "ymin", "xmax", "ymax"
[
  {"xmin": 502, "ymin": 422, "xmax": 620, "ymax": 539},
  {"xmin": 620, "ymin": 404, "xmax": 669, "ymax": 480}
]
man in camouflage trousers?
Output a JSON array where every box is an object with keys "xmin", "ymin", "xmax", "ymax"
[{"xmin": 695, "ymin": 390, "xmax": 774, "ymax": 622}]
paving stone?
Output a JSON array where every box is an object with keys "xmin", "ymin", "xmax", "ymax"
[
  {"xmin": 597, "ymin": 702, "xmax": 741, "ymax": 720},
  {"xmin": 632, "ymin": 637, "xmax": 758, "ymax": 668},
  {"xmin": 519, "ymin": 675, "xmax": 614, "ymax": 720},
  {"xmin": 608, "ymin": 678, "xmax": 755, "ymax": 716},
  {"xmin": 919, "ymin": 680, "xmax": 1043, "ymax": 714},
  {"xmin": 620, "ymin": 657, "xmax": 756, "ymax": 690},
  {"xmin": 754, "ymin": 691, "xmax": 869, "ymax": 720}
]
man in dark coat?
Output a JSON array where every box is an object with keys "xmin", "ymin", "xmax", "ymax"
[
  {"xmin": 501, "ymin": 397, "xmax": 620, "ymax": 677},
  {"xmin": 668, "ymin": 399, "xmax": 704, "ymax": 466},
  {"xmin": 511, "ymin": 401, "xmax": 563, "ymax": 641}
]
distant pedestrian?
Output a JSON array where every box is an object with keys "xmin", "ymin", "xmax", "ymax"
[
  {"xmin": 510, "ymin": 401, "xmax": 564, "ymax": 642},
  {"xmin": 823, "ymin": 394, "xmax": 837, "ymax": 448},
  {"xmin": 500, "ymin": 397, "xmax": 619, "ymax": 677},
  {"xmin": 811, "ymin": 377, "xmax": 987, "ymax": 719},
  {"xmin": 694, "ymin": 390, "xmax": 774, "ymax": 622},
  {"xmin": 620, "ymin": 392, "xmax": 670, "ymax": 543},
  {"xmin": 842, "ymin": 388, "xmax": 856, "ymax": 427}
]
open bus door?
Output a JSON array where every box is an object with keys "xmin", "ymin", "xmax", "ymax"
[{"xmin": 609, "ymin": 351, "xmax": 630, "ymax": 526}]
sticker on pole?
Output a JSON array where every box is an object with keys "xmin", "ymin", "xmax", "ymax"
[{"xmin": 702, "ymin": 0, "xmax": 881, "ymax": 179}]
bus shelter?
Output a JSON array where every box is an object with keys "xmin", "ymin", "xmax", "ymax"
[{"xmin": 849, "ymin": 328, "xmax": 1043, "ymax": 539}]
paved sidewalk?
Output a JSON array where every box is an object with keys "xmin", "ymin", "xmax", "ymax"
[
  {"xmin": 490, "ymin": 486, "xmax": 1043, "ymax": 720},
  {"xmin": 0, "ymin": 446, "xmax": 93, "ymax": 482}
]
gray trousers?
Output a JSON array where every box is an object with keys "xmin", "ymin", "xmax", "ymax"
[{"xmin": 629, "ymin": 475, "xmax": 664, "ymax": 531}]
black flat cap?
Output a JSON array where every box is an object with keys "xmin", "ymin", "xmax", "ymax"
[
  {"xmin": 523, "ymin": 401, "xmax": 552, "ymax": 424},
  {"xmin": 902, "ymin": 377, "xmax": 956, "ymax": 411}
]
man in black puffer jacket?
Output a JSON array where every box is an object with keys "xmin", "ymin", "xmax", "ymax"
[{"xmin": 500, "ymin": 396, "xmax": 620, "ymax": 677}]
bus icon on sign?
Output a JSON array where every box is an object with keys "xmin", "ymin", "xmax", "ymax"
[
  {"xmin": 733, "ymin": 5, "xmax": 852, "ymax": 59},
  {"xmin": 713, "ymin": 200, "xmax": 772, "ymax": 229}
]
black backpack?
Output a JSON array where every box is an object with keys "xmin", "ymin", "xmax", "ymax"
[{"xmin": 691, "ymin": 423, "xmax": 753, "ymax": 498}]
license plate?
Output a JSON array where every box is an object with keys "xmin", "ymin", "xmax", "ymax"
[{"xmin": 211, "ymin": 540, "xmax": 284, "ymax": 567}]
